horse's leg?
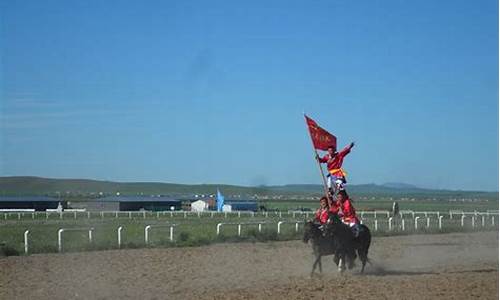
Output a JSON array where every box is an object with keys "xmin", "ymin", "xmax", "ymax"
[
  {"xmin": 333, "ymin": 254, "xmax": 339, "ymax": 266},
  {"xmin": 311, "ymin": 254, "xmax": 320, "ymax": 277},
  {"xmin": 359, "ymin": 248, "xmax": 369, "ymax": 273},
  {"xmin": 338, "ymin": 255, "xmax": 344, "ymax": 273},
  {"xmin": 318, "ymin": 255, "xmax": 322, "ymax": 274}
]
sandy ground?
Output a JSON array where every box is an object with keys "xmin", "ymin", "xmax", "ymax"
[{"xmin": 0, "ymin": 231, "xmax": 498, "ymax": 300}]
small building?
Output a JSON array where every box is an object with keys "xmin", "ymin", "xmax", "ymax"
[
  {"xmin": 191, "ymin": 200, "xmax": 209, "ymax": 212},
  {"xmin": 225, "ymin": 200, "xmax": 258, "ymax": 212},
  {"xmin": 0, "ymin": 196, "xmax": 66, "ymax": 211},
  {"xmin": 95, "ymin": 196, "xmax": 182, "ymax": 211}
]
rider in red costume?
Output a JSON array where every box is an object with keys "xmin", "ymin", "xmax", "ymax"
[
  {"xmin": 315, "ymin": 196, "xmax": 330, "ymax": 224},
  {"xmin": 337, "ymin": 190, "xmax": 361, "ymax": 237}
]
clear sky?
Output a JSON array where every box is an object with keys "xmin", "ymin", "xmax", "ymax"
[{"xmin": 1, "ymin": 0, "xmax": 498, "ymax": 191}]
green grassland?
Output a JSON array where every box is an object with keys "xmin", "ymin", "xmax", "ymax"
[{"xmin": 0, "ymin": 209, "xmax": 497, "ymax": 256}]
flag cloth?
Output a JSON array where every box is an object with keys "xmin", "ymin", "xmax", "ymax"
[
  {"xmin": 216, "ymin": 189, "xmax": 225, "ymax": 212},
  {"xmin": 304, "ymin": 115, "xmax": 337, "ymax": 151}
]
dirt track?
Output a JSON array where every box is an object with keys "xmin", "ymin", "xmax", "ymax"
[{"xmin": 1, "ymin": 231, "xmax": 498, "ymax": 299}]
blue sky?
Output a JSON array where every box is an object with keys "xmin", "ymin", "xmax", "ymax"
[{"xmin": 1, "ymin": 0, "xmax": 498, "ymax": 191}]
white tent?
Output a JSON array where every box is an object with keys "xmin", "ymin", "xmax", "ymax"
[
  {"xmin": 191, "ymin": 200, "xmax": 208, "ymax": 212},
  {"xmin": 222, "ymin": 204, "xmax": 232, "ymax": 212}
]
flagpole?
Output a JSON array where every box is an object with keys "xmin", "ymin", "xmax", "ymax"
[{"xmin": 304, "ymin": 114, "xmax": 330, "ymax": 198}]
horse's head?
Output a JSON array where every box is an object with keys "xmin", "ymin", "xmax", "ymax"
[
  {"xmin": 303, "ymin": 220, "xmax": 313, "ymax": 243},
  {"xmin": 303, "ymin": 220, "xmax": 321, "ymax": 243}
]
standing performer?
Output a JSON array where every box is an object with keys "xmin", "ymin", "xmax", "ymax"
[{"xmin": 316, "ymin": 142, "xmax": 355, "ymax": 194}]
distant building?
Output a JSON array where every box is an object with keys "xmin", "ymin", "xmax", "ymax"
[
  {"xmin": 225, "ymin": 200, "xmax": 258, "ymax": 212},
  {"xmin": 191, "ymin": 200, "xmax": 209, "ymax": 212},
  {"xmin": 95, "ymin": 196, "xmax": 182, "ymax": 211},
  {"xmin": 0, "ymin": 196, "xmax": 66, "ymax": 211},
  {"xmin": 222, "ymin": 204, "xmax": 232, "ymax": 212}
]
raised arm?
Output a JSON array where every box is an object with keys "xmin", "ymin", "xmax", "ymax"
[{"xmin": 338, "ymin": 142, "xmax": 355, "ymax": 157}]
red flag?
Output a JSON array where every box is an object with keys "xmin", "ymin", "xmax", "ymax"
[{"xmin": 304, "ymin": 115, "xmax": 337, "ymax": 151}]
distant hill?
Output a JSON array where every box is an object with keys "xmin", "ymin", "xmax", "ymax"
[
  {"xmin": 381, "ymin": 182, "xmax": 419, "ymax": 189},
  {"xmin": 0, "ymin": 176, "xmax": 497, "ymax": 200}
]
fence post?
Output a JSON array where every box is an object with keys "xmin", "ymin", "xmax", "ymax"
[
  {"xmin": 258, "ymin": 223, "xmax": 262, "ymax": 232},
  {"xmin": 58, "ymin": 229, "xmax": 65, "ymax": 252},
  {"xmin": 277, "ymin": 221, "xmax": 284, "ymax": 234},
  {"xmin": 170, "ymin": 226, "xmax": 174, "ymax": 241},
  {"xmin": 216, "ymin": 223, "xmax": 223, "ymax": 236},
  {"xmin": 461, "ymin": 215, "xmax": 466, "ymax": 227},
  {"xmin": 426, "ymin": 217, "xmax": 430, "ymax": 228},
  {"xmin": 88, "ymin": 228, "xmax": 93, "ymax": 243},
  {"xmin": 414, "ymin": 217, "xmax": 420, "ymax": 230},
  {"xmin": 401, "ymin": 219, "xmax": 405, "ymax": 231},
  {"xmin": 388, "ymin": 217, "xmax": 393, "ymax": 231},
  {"xmin": 24, "ymin": 230, "xmax": 30, "ymax": 254},
  {"xmin": 492, "ymin": 216, "xmax": 495, "ymax": 226},
  {"xmin": 374, "ymin": 219, "xmax": 378, "ymax": 232},
  {"xmin": 145, "ymin": 225, "xmax": 151, "ymax": 244},
  {"xmin": 74, "ymin": 211, "xmax": 77, "ymax": 219},
  {"xmin": 237, "ymin": 224, "xmax": 242, "ymax": 236},
  {"xmin": 471, "ymin": 216, "xmax": 475, "ymax": 228},
  {"xmin": 482, "ymin": 216, "xmax": 485, "ymax": 227},
  {"xmin": 295, "ymin": 222, "xmax": 300, "ymax": 232},
  {"xmin": 439, "ymin": 216, "xmax": 443, "ymax": 230},
  {"xmin": 87, "ymin": 212, "xmax": 90, "ymax": 219},
  {"xmin": 118, "ymin": 226, "xmax": 123, "ymax": 248}
]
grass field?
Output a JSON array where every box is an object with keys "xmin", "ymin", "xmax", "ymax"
[{"xmin": 0, "ymin": 206, "xmax": 497, "ymax": 256}]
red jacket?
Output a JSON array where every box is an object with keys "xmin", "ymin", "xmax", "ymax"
[
  {"xmin": 340, "ymin": 198, "xmax": 359, "ymax": 224},
  {"xmin": 319, "ymin": 145, "xmax": 351, "ymax": 177},
  {"xmin": 315, "ymin": 208, "xmax": 329, "ymax": 224},
  {"xmin": 329, "ymin": 201, "xmax": 340, "ymax": 215}
]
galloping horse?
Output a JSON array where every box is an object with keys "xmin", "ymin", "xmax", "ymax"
[
  {"xmin": 302, "ymin": 220, "xmax": 338, "ymax": 276},
  {"xmin": 326, "ymin": 214, "xmax": 372, "ymax": 273}
]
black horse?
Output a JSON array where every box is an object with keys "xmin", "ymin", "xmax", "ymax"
[
  {"xmin": 326, "ymin": 214, "xmax": 372, "ymax": 273},
  {"xmin": 302, "ymin": 220, "xmax": 339, "ymax": 276}
]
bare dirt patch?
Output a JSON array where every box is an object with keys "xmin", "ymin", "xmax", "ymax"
[{"xmin": 0, "ymin": 231, "xmax": 498, "ymax": 299}]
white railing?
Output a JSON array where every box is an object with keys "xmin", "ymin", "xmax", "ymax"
[
  {"xmin": 57, "ymin": 227, "xmax": 94, "ymax": 252},
  {"xmin": 144, "ymin": 224, "xmax": 176, "ymax": 244},
  {"xmin": 2, "ymin": 210, "xmax": 498, "ymax": 222}
]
